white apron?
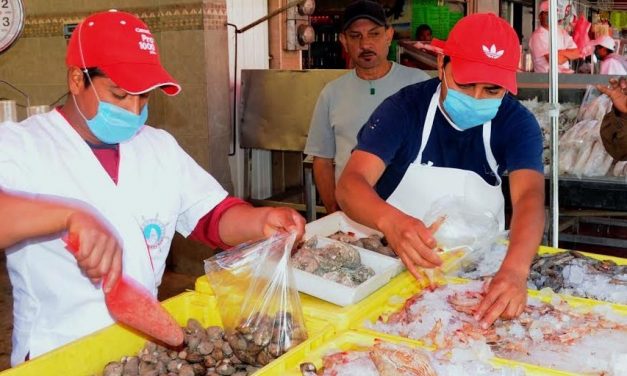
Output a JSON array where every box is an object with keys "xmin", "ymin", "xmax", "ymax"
[
  {"xmin": 386, "ymin": 85, "xmax": 505, "ymax": 230},
  {"xmin": 3, "ymin": 110, "xmax": 226, "ymax": 365}
]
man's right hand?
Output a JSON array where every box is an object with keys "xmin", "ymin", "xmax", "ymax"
[
  {"xmin": 597, "ymin": 77, "xmax": 627, "ymax": 114},
  {"xmin": 379, "ymin": 212, "xmax": 442, "ymax": 279},
  {"xmin": 65, "ymin": 210, "xmax": 122, "ymax": 293}
]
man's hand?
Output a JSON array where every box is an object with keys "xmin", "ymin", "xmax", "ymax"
[
  {"xmin": 474, "ymin": 266, "xmax": 528, "ymax": 329},
  {"xmin": 597, "ymin": 77, "xmax": 627, "ymax": 114},
  {"xmin": 379, "ymin": 212, "xmax": 442, "ymax": 279},
  {"xmin": 65, "ymin": 210, "xmax": 123, "ymax": 294},
  {"xmin": 261, "ymin": 207, "xmax": 306, "ymax": 241}
]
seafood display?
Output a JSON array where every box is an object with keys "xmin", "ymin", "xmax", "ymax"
[
  {"xmin": 102, "ymin": 319, "xmax": 261, "ymax": 376},
  {"xmin": 227, "ymin": 311, "xmax": 307, "ymax": 367},
  {"xmin": 293, "ymin": 236, "xmax": 375, "ymax": 287},
  {"xmin": 456, "ymin": 244, "xmax": 627, "ymax": 304},
  {"xmin": 328, "ymin": 231, "xmax": 396, "ymax": 258},
  {"xmin": 520, "ymin": 98, "xmax": 579, "ymax": 173},
  {"xmin": 299, "ymin": 341, "xmax": 524, "ymax": 376},
  {"xmin": 520, "ymin": 96, "xmax": 626, "ymax": 178},
  {"xmin": 558, "ymin": 118, "xmax": 616, "ymax": 177},
  {"xmin": 366, "ymin": 280, "xmax": 627, "ymax": 375}
]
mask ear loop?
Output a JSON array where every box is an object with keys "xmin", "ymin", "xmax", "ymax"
[{"xmin": 76, "ymin": 21, "xmax": 103, "ymax": 104}]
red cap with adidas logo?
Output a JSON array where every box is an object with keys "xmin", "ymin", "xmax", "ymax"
[
  {"xmin": 66, "ymin": 10, "xmax": 181, "ymax": 96},
  {"xmin": 432, "ymin": 13, "xmax": 520, "ymax": 94}
]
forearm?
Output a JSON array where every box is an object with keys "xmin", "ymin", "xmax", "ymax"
[
  {"xmin": 312, "ymin": 158, "xmax": 339, "ymax": 213},
  {"xmin": 558, "ymin": 49, "xmax": 580, "ymax": 63},
  {"xmin": 336, "ymin": 172, "xmax": 402, "ymax": 233},
  {"xmin": 0, "ymin": 192, "xmax": 73, "ymax": 248},
  {"xmin": 218, "ymin": 204, "xmax": 271, "ymax": 246},
  {"xmin": 502, "ymin": 192, "xmax": 545, "ymax": 275}
]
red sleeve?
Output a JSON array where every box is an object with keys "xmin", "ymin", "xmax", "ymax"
[{"xmin": 190, "ymin": 196, "xmax": 252, "ymax": 249}]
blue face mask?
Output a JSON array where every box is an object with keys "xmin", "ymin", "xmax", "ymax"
[
  {"xmin": 73, "ymin": 94, "xmax": 148, "ymax": 144},
  {"xmin": 442, "ymin": 76, "xmax": 504, "ymax": 130}
]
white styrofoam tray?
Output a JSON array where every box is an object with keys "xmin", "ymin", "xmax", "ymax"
[
  {"xmin": 305, "ymin": 211, "xmax": 382, "ymax": 240},
  {"xmin": 304, "ymin": 211, "xmax": 404, "ymax": 275},
  {"xmin": 292, "ymin": 237, "xmax": 403, "ymax": 307}
]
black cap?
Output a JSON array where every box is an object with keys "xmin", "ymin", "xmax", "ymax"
[{"xmin": 342, "ymin": 0, "xmax": 387, "ymax": 31}]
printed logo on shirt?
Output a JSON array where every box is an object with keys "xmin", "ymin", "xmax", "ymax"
[
  {"xmin": 142, "ymin": 217, "xmax": 169, "ymax": 250},
  {"xmin": 482, "ymin": 44, "xmax": 504, "ymax": 59}
]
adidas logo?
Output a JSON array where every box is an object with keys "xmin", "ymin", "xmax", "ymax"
[{"xmin": 482, "ymin": 44, "xmax": 504, "ymax": 59}]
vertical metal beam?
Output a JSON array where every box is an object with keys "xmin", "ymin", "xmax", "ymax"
[{"xmin": 548, "ymin": 0, "xmax": 560, "ymax": 248}]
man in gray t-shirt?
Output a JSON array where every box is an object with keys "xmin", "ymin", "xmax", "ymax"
[{"xmin": 304, "ymin": 0, "xmax": 429, "ymax": 213}]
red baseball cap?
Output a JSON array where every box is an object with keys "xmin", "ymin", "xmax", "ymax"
[
  {"xmin": 432, "ymin": 13, "xmax": 520, "ymax": 94},
  {"xmin": 66, "ymin": 10, "xmax": 181, "ymax": 96}
]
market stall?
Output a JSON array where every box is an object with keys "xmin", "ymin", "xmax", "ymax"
[{"xmin": 2, "ymin": 0, "xmax": 627, "ymax": 375}]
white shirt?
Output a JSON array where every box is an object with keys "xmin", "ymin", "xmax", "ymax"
[
  {"xmin": 0, "ymin": 110, "xmax": 227, "ymax": 364},
  {"xmin": 304, "ymin": 62, "xmax": 430, "ymax": 180},
  {"xmin": 529, "ymin": 26, "xmax": 578, "ymax": 73},
  {"xmin": 600, "ymin": 53, "xmax": 627, "ymax": 75}
]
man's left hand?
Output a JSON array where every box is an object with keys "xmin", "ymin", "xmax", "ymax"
[
  {"xmin": 473, "ymin": 266, "xmax": 528, "ymax": 329},
  {"xmin": 261, "ymin": 207, "xmax": 306, "ymax": 240}
]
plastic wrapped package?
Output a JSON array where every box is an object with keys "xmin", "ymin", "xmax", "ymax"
[
  {"xmin": 572, "ymin": 140, "xmax": 594, "ymax": 177},
  {"xmin": 582, "ymin": 141, "xmax": 613, "ymax": 177},
  {"xmin": 204, "ymin": 232, "xmax": 307, "ymax": 367},
  {"xmin": 423, "ymin": 196, "xmax": 502, "ymax": 254},
  {"xmin": 559, "ymin": 146, "xmax": 578, "ymax": 174},
  {"xmin": 578, "ymin": 86, "xmax": 612, "ymax": 122},
  {"xmin": 614, "ymin": 161, "xmax": 627, "ymax": 177}
]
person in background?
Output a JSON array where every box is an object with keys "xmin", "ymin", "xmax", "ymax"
[
  {"xmin": 598, "ymin": 77, "xmax": 627, "ymax": 160},
  {"xmin": 416, "ymin": 24, "xmax": 432, "ymax": 42},
  {"xmin": 336, "ymin": 13, "xmax": 545, "ymax": 329},
  {"xmin": 0, "ymin": 10, "xmax": 304, "ymax": 365},
  {"xmin": 529, "ymin": 0, "xmax": 580, "ymax": 73},
  {"xmin": 594, "ymin": 36, "xmax": 627, "ymax": 75},
  {"xmin": 304, "ymin": 0, "xmax": 429, "ymax": 214}
]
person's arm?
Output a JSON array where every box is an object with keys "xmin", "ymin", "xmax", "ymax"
[
  {"xmin": 336, "ymin": 151, "xmax": 441, "ymax": 279},
  {"xmin": 0, "ymin": 191, "xmax": 122, "ymax": 292},
  {"xmin": 474, "ymin": 169, "xmax": 545, "ymax": 328},
  {"xmin": 304, "ymin": 87, "xmax": 338, "ymax": 213},
  {"xmin": 312, "ymin": 157, "xmax": 339, "ymax": 213},
  {"xmin": 218, "ymin": 204, "xmax": 305, "ymax": 246},
  {"xmin": 597, "ymin": 77, "xmax": 627, "ymax": 113},
  {"xmin": 541, "ymin": 48, "xmax": 580, "ymax": 64}
]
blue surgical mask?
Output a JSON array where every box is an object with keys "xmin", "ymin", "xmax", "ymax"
[
  {"xmin": 442, "ymin": 76, "xmax": 503, "ymax": 130},
  {"xmin": 73, "ymin": 94, "xmax": 148, "ymax": 144}
]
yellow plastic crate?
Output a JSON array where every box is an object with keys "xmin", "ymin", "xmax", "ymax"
[
  {"xmin": 196, "ymin": 271, "xmax": 419, "ymax": 332},
  {"xmin": 353, "ymin": 272, "xmax": 627, "ymax": 330},
  {"xmin": 350, "ymin": 274, "xmax": 626, "ymax": 376},
  {"xmin": 256, "ymin": 330, "xmax": 573, "ymax": 376},
  {"xmin": 537, "ymin": 245, "xmax": 627, "ymax": 265},
  {"xmin": 0, "ymin": 292, "xmax": 333, "ymax": 376},
  {"xmin": 196, "ymin": 249, "xmax": 462, "ymax": 331}
]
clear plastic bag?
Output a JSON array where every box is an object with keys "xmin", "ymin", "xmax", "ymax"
[
  {"xmin": 423, "ymin": 196, "xmax": 502, "ymax": 254},
  {"xmin": 204, "ymin": 231, "xmax": 307, "ymax": 366},
  {"xmin": 577, "ymin": 85, "xmax": 613, "ymax": 122}
]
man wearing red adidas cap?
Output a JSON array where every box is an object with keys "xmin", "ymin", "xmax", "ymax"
[
  {"xmin": 337, "ymin": 13, "xmax": 544, "ymax": 328},
  {"xmin": 0, "ymin": 10, "xmax": 304, "ymax": 364}
]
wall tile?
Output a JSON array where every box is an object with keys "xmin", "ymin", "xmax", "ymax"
[{"xmin": 158, "ymin": 30, "xmax": 205, "ymax": 85}]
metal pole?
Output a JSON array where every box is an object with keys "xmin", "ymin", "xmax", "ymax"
[{"xmin": 548, "ymin": 0, "xmax": 559, "ymax": 248}]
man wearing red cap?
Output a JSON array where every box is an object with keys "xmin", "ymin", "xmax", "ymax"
[
  {"xmin": 337, "ymin": 13, "xmax": 545, "ymax": 328},
  {"xmin": 0, "ymin": 10, "xmax": 304, "ymax": 364}
]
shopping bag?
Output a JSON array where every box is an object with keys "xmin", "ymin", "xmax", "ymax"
[{"xmin": 204, "ymin": 231, "xmax": 307, "ymax": 366}]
